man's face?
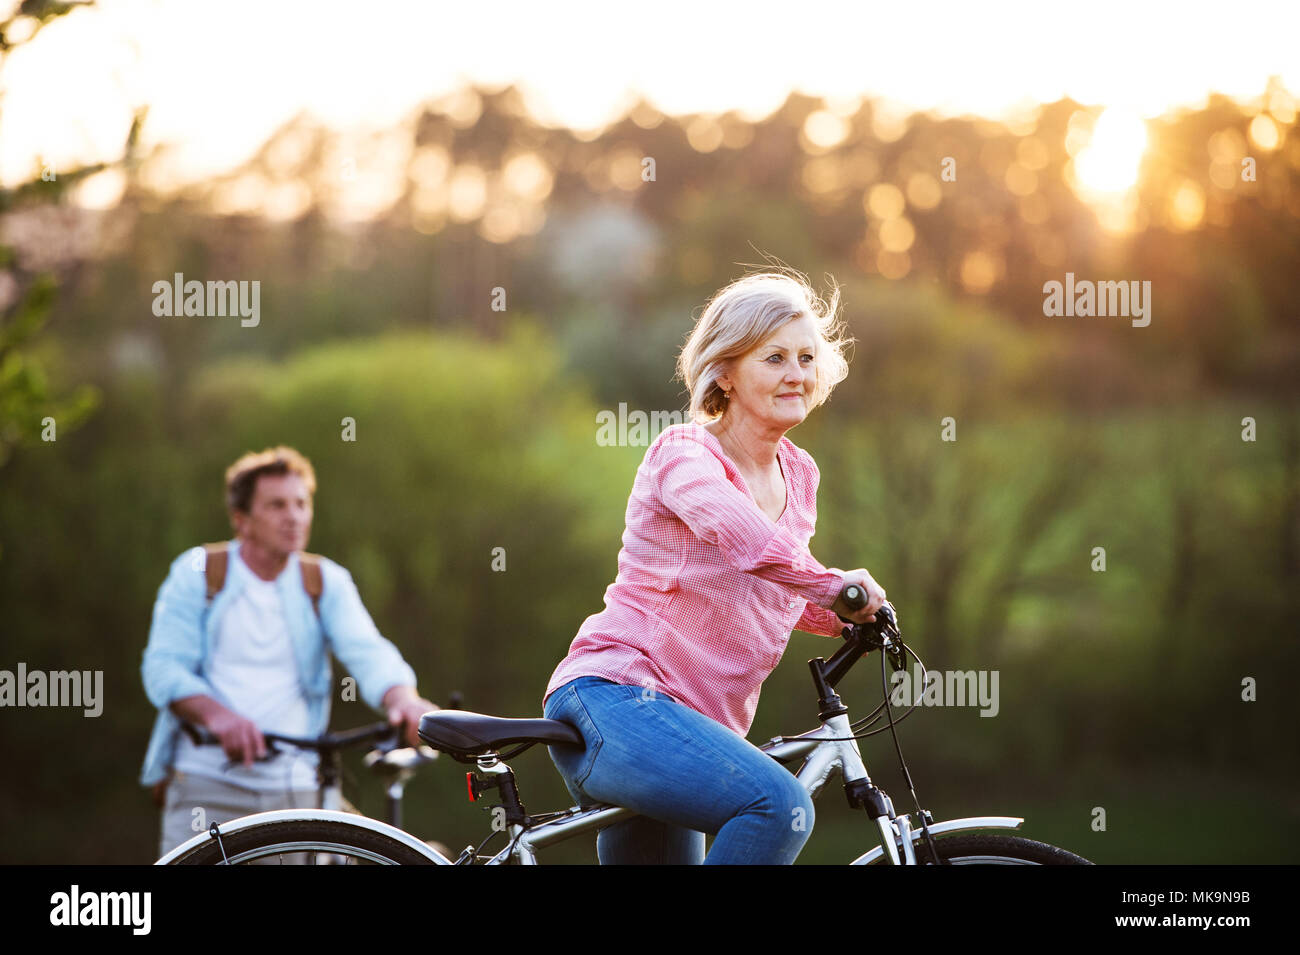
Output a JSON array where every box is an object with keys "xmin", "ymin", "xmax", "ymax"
[{"xmin": 232, "ymin": 473, "xmax": 313, "ymax": 557}]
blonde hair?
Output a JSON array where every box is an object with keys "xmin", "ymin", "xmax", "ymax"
[{"xmin": 676, "ymin": 269, "xmax": 852, "ymax": 422}]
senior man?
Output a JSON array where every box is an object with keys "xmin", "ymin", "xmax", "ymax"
[{"xmin": 141, "ymin": 446, "xmax": 437, "ymax": 858}]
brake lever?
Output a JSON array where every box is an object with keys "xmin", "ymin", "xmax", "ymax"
[
  {"xmin": 181, "ymin": 722, "xmax": 283, "ymax": 769},
  {"xmin": 873, "ymin": 603, "xmax": 907, "ymax": 672},
  {"xmin": 371, "ymin": 724, "xmax": 405, "ymax": 754},
  {"xmin": 221, "ymin": 738, "xmax": 282, "ymax": 770},
  {"xmin": 839, "ymin": 601, "xmax": 907, "ymax": 671}
]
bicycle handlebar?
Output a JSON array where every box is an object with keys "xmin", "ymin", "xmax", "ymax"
[
  {"xmin": 179, "ymin": 690, "xmax": 463, "ymax": 769},
  {"xmin": 837, "ymin": 583, "xmax": 867, "ymax": 622},
  {"xmin": 180, "ymin": 720, "xmax": 398, "ymax": 756},
  {"xmin": 820, "ymin": 584, "xmax": 903, "ymax": 689},
  {"xmin": 837, "ymin": 583, "xmax": 899, "ymax": 639}
]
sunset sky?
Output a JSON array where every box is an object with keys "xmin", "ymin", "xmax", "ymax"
[{"xmin": 1, "ymin": 0, "xmax": 1296, "ymax": 193}]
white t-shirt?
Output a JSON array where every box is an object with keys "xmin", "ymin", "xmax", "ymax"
[{"xmin": 173, "ymin": 553, "xmax": 319, "ymax": 791}]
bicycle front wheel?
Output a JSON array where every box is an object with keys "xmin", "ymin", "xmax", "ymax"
[
  {"xmin": 889, "ymin": 833, "xmax": 1093, "ymax": 865},
  {"xmin": 165, "ymin": 817, "xmax": 441, "ymax": 865},
  {"xmin": 909, "ymin": 831, "xmax": 1092, "ymax": 867}
]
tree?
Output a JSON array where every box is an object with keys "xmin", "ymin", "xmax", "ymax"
[{"xmin": 0, "ymin": 1, "xmax": 139, "ymax": 467}]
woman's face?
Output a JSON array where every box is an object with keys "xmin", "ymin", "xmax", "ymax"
[{"xmin": 717, "ymin": 314, "xmax": 819, "ymax": 430}]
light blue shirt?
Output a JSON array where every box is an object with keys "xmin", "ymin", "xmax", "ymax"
[{"xmin": 139, "ymin": 539, "xmax": 417, "ymax": 786}]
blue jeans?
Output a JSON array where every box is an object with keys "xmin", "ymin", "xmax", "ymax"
[{"xmin": 543, "ymin": 676, "xmax": 814, "ymax": 864}]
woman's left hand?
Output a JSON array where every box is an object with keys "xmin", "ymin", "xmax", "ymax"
[{"xmin": 830, "ymin": 568, "xmax": 887, "ymax": 624}]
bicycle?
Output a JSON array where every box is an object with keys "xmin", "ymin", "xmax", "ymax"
[
  {"xmin": 156, "ymin": 717, "xmax": 441, "ymax": 864},
  {"xmin": 157, "ymin": 589, "xmax": 1094, "ymax": 865}
]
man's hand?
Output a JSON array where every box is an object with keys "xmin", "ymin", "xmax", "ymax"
[
  {"xmin": 171, "ymin": 695, "xmax": 266, "ymax": 767},
  {"xmin": 831, "ymin": 568, "xmax": 888, "ymax": 625},
  {"xmin": 382, "ymin": 685, "xmax": 439, "ymax": 748},
  {"xmin": 207, "ymin": 708, "xmax": 267, "ymax": 767}
]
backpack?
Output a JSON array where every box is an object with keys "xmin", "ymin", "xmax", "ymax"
[
  {"xmin": 202, "ymin": 541, "xmax": 323, "ymax": 619},
  {"xmin": 151, "ymin": 542, "xmax": 326, "ymax": 808}
]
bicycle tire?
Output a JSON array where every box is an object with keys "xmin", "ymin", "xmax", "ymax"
[
  {"xmin": 167, "ymin": 818, "xmax": 439, "ymax": 865},
  {"xmin": 873, "ymin": 832, "xmax": 1093, "ymax": 865}
]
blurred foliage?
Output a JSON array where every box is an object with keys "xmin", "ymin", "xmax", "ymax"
[
  {"xmin": 0, "ymin": 273, "xmax": 98, "ymax": 468},
  {"xmin": 0, "ymin": 70, "xmax": 1297, "ymax": 861},
  {"xmin": 0, "ymin": 0, "xmax": 144, "ymax": 470}
]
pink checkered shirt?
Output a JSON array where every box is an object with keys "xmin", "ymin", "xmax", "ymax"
[{"xmin": 543, "ymin": 421, "xmax": 846, "ymax": 737}]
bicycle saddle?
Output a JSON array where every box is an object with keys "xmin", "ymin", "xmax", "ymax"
[{"xmin": 418, "ymin": 710, "xmax": 583, "ymax": 758}]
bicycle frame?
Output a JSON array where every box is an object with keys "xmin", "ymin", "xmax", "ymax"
[
  {"xmin": 473, "ymin": 710, "xmax": 1024, "ymax": 865},
  {"xmin": 472, "ymin": 604, "xmax": 1028, "ymax": 865},
  {"xmin": 157, "ymin": 602, "xmax": 1031, "ymax": 865},
  {"xmin": 156, "ymin": 728, "xmax": 1023, "ymax": 865}
]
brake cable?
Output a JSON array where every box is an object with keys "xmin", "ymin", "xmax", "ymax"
[
  {"xmin": 876, "ymin": 641, "xmax": 944, "ymax": 864},
  {"xmin": 767, "ymin": 640, "xmax": 926, "ymax": 745},
  {"xmin": 851, "ymin": 642, "xmax": 932, "ymax": 735},
  {"xmin": 767, "ymin": 631, "xmax": 945, "ymax": 864}
]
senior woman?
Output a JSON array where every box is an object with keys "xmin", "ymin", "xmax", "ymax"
[{"xmin": 542, "ymin": 271, "xmax": 887, "ymax": 865}]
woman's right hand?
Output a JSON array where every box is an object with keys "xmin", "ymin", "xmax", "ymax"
[{"xmin": 830, "ymin": 568, "xmax": 887, "ymax": 624}]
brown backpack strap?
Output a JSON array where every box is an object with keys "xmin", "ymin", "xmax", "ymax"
[
  {"xmin": 202, "ymin": 541, "xmax": 321, "ymax": 618},
  {"xmin": 299, "ymin": 552, "xmax": 323, "ymax": 620},
  {"xmin": 203, "ymin": 542, "xmax": 229, "ymax": 601},
  {"xmin": 150, "ymin": 771, "xmax": 172, "ymax": 809}
]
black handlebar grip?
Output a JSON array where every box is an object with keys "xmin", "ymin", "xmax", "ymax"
[
  {"xmin": 181, "ymin": 721, "xmax": 216, "ymax": 746},
  {"xmin": 834, "ymin": 582, "xmax": 868, "ymax": 636},
  {"xmin": 840, "ymin": 583, "xmax": 867, "ymax": 611}
]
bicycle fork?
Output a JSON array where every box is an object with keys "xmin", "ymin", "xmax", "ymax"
[
  {"xmin": 806, "ymin": 659, "xmax": 910, "ymax": 863},
  {"xmin": 808, "ymin": 714, "xmax": 1028, "ymax": 865},
  {"xmin": 815, "ymin": 712, "xmax": 907, "ymax": 864}
]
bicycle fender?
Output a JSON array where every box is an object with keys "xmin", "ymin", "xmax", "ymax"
[{"xmin": 849, "ymin": 815, "xmax": 1025, "ymax": 865}]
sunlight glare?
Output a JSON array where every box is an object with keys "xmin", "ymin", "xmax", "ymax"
[
  {"xmin": 1074, "ymin": 108, "xmax": 1148, "ymax": 194},
  {"xmin": 1069, "ymin": 108, "xmax": 1149, "ymax": 232}
]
